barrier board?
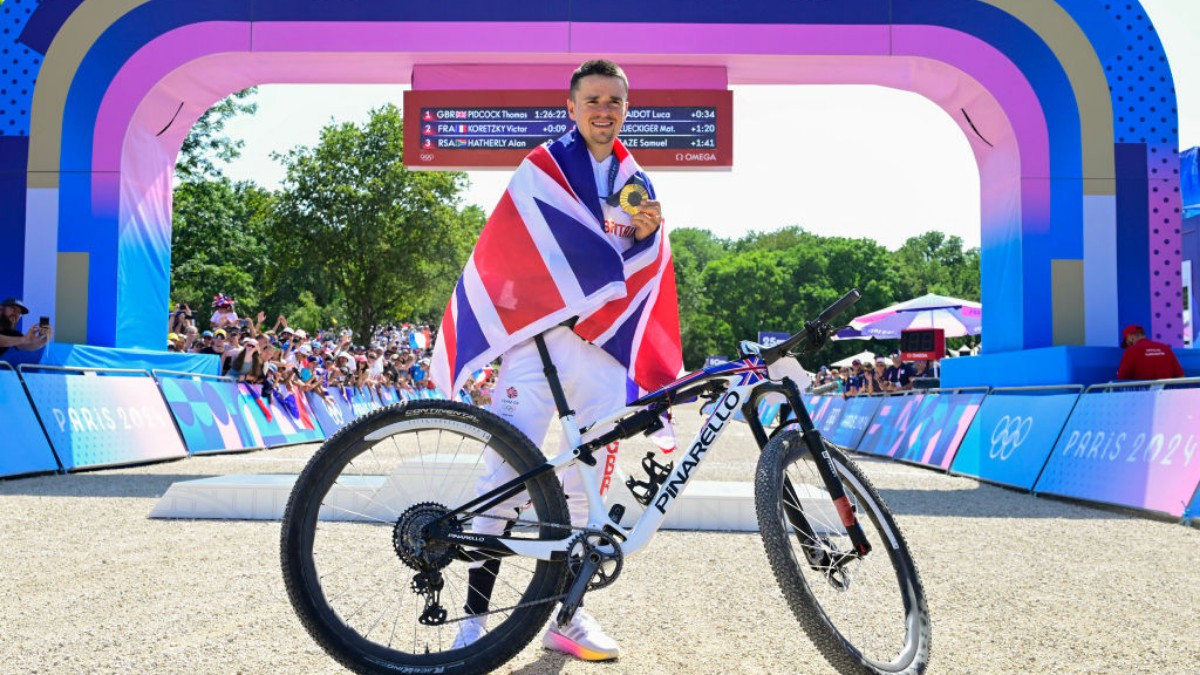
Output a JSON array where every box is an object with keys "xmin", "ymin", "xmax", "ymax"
[
  {"xmin": 236, "ymin": 384, "xmax": 323, "ymax": 447},
  {"xmin": 158, "ymin": 375, "xmax": 261, "ymax": 454},
  {"xmin": 824, "ymin": 396, "xmax": 883, "ymax": 449},
  {"xmin": 803, "ymin": 394, "xmax": 828, "ymax": 425},
  {"xmin": 809, "ymin": 396, "xmax": 848, "ymax": 437},
  {"xmin": 22, "ymin": 371, "xmax": 187, "ymax": 470},
  {"xmin": 306, "ymin": 391, "xmax": 350, "ymax": 437},
  {"xmin": 0, "ymin": 369, "xmax": 60, "ymax": 477},
  {"xmin": 349, "ymin": 387, "xmax": 377, "ymax": 416},
  {"xmin": 268, "ymin": 384, "xmax": 325, "ymax": 444},
  {"xmin": 236, "ymin": 384, "xmax": 286, "ymax": 446},
  {"xmin": 889, "ymin": 392, "xmax": 985, "ymax": 469},
  {"xmin": 856, "ymin": 392, "xmax": 982, "ymax": 469},
  {"xmin": 331, "ymin": 387, "xmax": 358, "ymax": 422},
  {"xmin": 1034, "ymin": 388, "xmax": 1200, "ymax": 517},
  {"xmin": 856, "ymin": 394, "xmax": 925, "ymax": 457},
  {"xmin": 950, "ymin": 391, "xmax": 1080, "ymax": 490}
]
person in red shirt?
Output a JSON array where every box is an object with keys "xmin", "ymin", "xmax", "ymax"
[{"xmin": 1116, "ymin": 324, "xmax": 1184, "ymax": 381}]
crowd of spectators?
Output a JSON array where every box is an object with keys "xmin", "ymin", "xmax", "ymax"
[
  {"xmin": 166, "ymin": 294, "xmax": 498, "ymax": 405},
  {"xmin": 810, "ymin": 353, "xmax": 941, "ymax": 396}
]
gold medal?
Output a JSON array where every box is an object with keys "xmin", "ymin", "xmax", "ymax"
[{"xmin": 617, "ymin": 182, "xmax": 650, "ymax": 215}]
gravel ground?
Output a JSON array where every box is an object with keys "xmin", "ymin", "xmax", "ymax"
[{"xmin": 1, "ymin": 401, "xmax": 1197, "ymax": 674}]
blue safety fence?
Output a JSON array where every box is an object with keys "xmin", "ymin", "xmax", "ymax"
[
  {"xmin": 854, "ymin": 389, "xmax": 987, "ymax": 470},
  {"xmin": 19, "ymin": 364, "xmax": 188, "ymax": 471},
  {"xmin": 236, "ymin": 383, "xmax": 324, "ymax": 447},
  {"xmin": 155, "ymin": 371, "xmax": 263, "ymax": 455},
  {"xmin": 0, "ymin": 362, "xmax": 60, "ymax": 478},
  {"xmin": 1033, "ymin": 379, "xmax": 1200, "ymax": 518},
  {"xmin": 7, "ymin": 361, "xmax": 1199, "ymax": 522},
  {"xmin": 824, "ymin": 395, "xmax": 884, "ymax": 448},
  {"xmin": 306, "ymin": 391, "xmax": 351, "ymax": 437},
  {"xmin": 950, "ymin": 385, "xmax": 1082, "ymax": 490}
]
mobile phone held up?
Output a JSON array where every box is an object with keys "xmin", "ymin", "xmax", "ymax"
[{"xmin": 38, "ymin": 316, "xmax": 50, "ymax": 327}]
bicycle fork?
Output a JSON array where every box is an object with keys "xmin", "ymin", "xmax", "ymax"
[{"xmin": 744, "ymin": 380, "xmax": 873, "ymax": 559}]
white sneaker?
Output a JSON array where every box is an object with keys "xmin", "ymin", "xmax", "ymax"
[
  {"xmin": 543, "ymin": 609, "xmax": 620, "ymax": 661},
  {"xmin": 452, "ymin": 616, "xmax": 487, "ymax": 650}
]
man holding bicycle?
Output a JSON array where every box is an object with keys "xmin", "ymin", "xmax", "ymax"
[{"xmin": 432, "ymin": 59, "xmax": 680, "ymax": 661}]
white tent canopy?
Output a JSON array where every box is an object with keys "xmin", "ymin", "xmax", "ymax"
[{"xmin": 830, "ymin": 350, "xmax": 876, "ymax": 368}]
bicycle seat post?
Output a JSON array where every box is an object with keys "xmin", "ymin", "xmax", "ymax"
[{"xmin": 533, "ymin": 333, "xmax": 589, "ymax": 463}]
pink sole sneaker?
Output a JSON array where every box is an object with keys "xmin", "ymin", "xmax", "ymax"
[{"xmin": 543, "ymin": 628, "xmax": 620, "ymax": 661}]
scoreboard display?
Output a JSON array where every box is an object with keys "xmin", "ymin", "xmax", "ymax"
[
  {"xmin": 900, "ymin": 328, "xmax": 946, "ymax": 362},
  {"xmin": 403, "ymin": 89, "xmax": 732, "ymax": 170}
]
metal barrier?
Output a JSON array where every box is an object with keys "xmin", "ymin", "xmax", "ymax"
[
  {"xmin": 1084, "ymin": 376, "xmax": 1200, "ymax": 393},
  {"xmin": 18, "ymin": 363, "xmax": 153, "ymax": 377},
  {"xmin": 151, "ymin": 369, "xmax": 236, "ymax": 383}
]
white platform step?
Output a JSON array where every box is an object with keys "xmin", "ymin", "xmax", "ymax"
[{"xmin": 151, "ymin": 472, "xmax": 839, "ymax": 533}]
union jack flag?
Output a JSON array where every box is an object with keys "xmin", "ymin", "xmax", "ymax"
[{"xmin": 430, "ymin": 129, "xmax": 682, "ymax": 400}]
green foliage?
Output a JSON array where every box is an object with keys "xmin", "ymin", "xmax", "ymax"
[
  {"xmin": 176, "ymin": 88, "xmax": 258, "ymax": 182},
  {"xmin": 670, "ymin": 226, "xmax": 980, "ymax": 370},
  {"xmin": 170, "ymin": 178, "xmax": 273, "ymax": 323},
  {"xmin": 270, "ymin": 104, "xmax": 482, "ymax": 339}
]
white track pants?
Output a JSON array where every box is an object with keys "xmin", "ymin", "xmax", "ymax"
[{"xmin": 470, "ymin": 327, "xmax": 628, "ymax": 537}]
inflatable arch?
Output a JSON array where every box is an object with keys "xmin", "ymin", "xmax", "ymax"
[{"xmin": 0, "ymin": 1, "xmax": 1183, "ymax": 385}]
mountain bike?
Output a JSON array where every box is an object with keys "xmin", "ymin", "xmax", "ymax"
[{"xmin": 280, "ymin": 289, "xmax": 931, "ymax": 674}]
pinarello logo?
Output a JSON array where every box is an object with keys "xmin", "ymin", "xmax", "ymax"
[{"xmin": 506, "ymin": 386, "xmax": 518, "ymax": 399}]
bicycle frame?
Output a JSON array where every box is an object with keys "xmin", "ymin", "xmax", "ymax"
[{"xmin": 434, "ymin": 355, "xmax": 872, "ymax": 563}]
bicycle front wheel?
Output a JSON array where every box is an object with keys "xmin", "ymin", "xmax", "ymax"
[
  {"xmin": 755, "ymin": 430, "xmax": 931, "ymax": 674},
  {"xmin": 281, "ymin": 400, "xmax": 570, "ymax": 674}
]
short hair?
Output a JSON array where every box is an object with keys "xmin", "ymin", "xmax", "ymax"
[{"xmin": 569, "ymin": 59, "xmax": 629, "ymax": 99}]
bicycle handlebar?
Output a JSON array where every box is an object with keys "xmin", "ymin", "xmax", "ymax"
[{"xmin": 758, "ymin": 289, "xmax": 861, "ymax": 365}]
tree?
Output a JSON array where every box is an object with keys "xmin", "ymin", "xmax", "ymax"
[
  {"xmin": 170, "ymin": 178, "xmax": 273, "ymax": 323},
  {"xmin": 176, "ymin": 88, "xmax": 258, "ymax": 182},
  {"xmin": 271, "ymin": 104, "xmax": 482, "ymax": 339},
  {"xmin": 892, "ymin": 231, "xmax": 980, "ymax": 301}
]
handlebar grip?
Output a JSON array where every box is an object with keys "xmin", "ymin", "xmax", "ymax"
[{"xmin": 817, "ymin": 289, "xmax": 861, "ymax": 325}]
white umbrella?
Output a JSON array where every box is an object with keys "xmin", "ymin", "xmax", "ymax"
[
  {"xmin": 837, "ymin": 293, "xmax": 981, "ymax": 340},
  {"xmin": 830, "ymin": 350, "xmax": 876, "ymax": 369}
]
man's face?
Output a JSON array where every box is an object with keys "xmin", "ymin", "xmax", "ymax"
[
  {"xmin": 567, "ymin": 74, "xmax": 628, "ymax": 152},
  {"xmin": 2, "ymin": 305, "xmax": 21, "ymax": 323}
]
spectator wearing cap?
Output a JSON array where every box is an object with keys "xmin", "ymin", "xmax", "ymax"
[
  {"xmin": 1116, "ymin": 324, "xmax": 1184, "ymax": 381},
  {"xmin": 864, "ymin": 358, "xmax": 889, "ymax": 394},
  {"xmin": 193, "ymin": 330, "xmax": 215, "ymax": 354},
  {"xmin": 0, "ymin": 297, "xmax": 52, "ymax": 358},
  {"xmin": 843, "ymin": 359, "xmax": 865, "ymax": 397},
  {"xmin": 199, "ymin": 329, "xmax": 228, "ymax": 355}
]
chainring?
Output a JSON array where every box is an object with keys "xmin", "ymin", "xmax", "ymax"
[{"xmin": 566, "ymin": 531, "xmax": 624, "ymax": 591}]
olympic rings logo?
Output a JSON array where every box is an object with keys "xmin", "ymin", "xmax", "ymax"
[
  {"xmin": 988, "ymin": 415, "xmax": 1033, "ymax": 460},
  {"xmin": 419, "ymin": 153, "xmax": 435, "ymax": 162}
]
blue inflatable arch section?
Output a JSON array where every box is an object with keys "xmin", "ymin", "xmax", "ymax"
[{"xmin": 0, "ymin": 0, "xmax": 1183, "ymax": 386}]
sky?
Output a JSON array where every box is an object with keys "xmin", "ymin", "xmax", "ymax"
[{"xmin": 220, "ymin": 0, "xmax": 1199, "ymax": 252}]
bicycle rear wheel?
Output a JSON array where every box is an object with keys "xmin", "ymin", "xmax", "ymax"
[
  {"xmin": 281, "ymin": 400, "xmax": 570, "ymax": 674},
  {"xmin": 755, "ymin": 430, "xmax": 931, "ymax": 674}
]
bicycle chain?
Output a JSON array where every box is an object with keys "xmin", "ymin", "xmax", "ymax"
[{"xmin": 429, "ymin": 511, "xmax": 612, "ymax": 623}]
